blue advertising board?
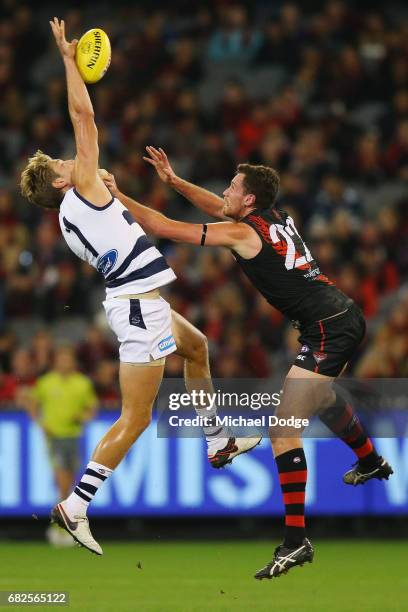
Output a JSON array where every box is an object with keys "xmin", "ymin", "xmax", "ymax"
[{"xmin": 0, "ymin": 411, "xmax": 407, "ymax": 516}]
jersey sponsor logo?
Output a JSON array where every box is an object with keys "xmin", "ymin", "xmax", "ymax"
[
  {"xmin": 296, "ymin": 355, "xmax": 306, "ymax": 361},
  {"xmin": 105, "ymin": 235, "xmax": 154, "ymax": 283},
  {"xmin": 313, "ymin": 352, "xmax": 327, "ymax": 364},
  {"xmin": 301, "ymin": 345, "xmax": 309, "ymax": 353},
  {"xmin": 158, "ymin": 335, "xmax": 176, "ymax": 352},
  {"xmin": 97, "ymin": 249, "xmax": 118, "ymax": 276}
]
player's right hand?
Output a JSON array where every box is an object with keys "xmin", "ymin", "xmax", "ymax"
[
  {"xmin": 49, "ymin": 17, "xmax": 78, "ymax": 60},
  {"xmin": 143, "ymin": 146, "xmax": 176, "ymax": 184}
]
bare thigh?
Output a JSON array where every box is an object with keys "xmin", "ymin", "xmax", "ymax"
[
  {"xmin": 171, "ymin": 310, "xmax": 208, "ymax": 362},
  {"xmin": 119, "ymin": 361, "xmax": 165, "ymax": 424}
]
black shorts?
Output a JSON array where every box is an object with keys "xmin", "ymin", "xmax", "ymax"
[{"xmin": 293, "ymin": 303, "xmax": 366, "ymax": 377}]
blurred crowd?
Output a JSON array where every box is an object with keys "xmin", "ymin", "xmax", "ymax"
[{"xmin": 1, "ymin": 0, "xmax": 408, "ymax": 406}]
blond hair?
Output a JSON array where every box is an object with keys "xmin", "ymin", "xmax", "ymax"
[{"xmin": 20, "ymin": 150, "xmax": 63, "ymax": 209}]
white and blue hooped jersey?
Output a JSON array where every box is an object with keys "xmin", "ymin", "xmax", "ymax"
[{"xmin": 58, "ymin": 188, "xmax": 176, "ymax": 297}]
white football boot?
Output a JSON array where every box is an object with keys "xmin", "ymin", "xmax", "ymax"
[
  {"xmin": 209, "ymin": 435, "xmax": 262, "ymax": 468},
  {"xmin": 50, "ymin": 501, "xmax": 103, "ymax": 555}
]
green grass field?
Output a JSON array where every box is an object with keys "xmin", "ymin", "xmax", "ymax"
[{"xmin": 0, "ymin": 540, "xmax": 406, "ymax": 612}]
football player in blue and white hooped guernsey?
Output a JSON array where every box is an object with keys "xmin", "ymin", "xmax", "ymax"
[{"xmin": 20, "ymin": 19, "xmax": 261, "ymax": 555}]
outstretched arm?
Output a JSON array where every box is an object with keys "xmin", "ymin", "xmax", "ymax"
[
  {"xmin": 50, "ymin": 18, "xmax": 110, "ymax": 203},
  {"xmin": 143, "ymin": 146, "xmax": 226, "ymax": 220},
  {"xmin": 103, "ymin": 173, "xmax": 254, "ymax": 251}
]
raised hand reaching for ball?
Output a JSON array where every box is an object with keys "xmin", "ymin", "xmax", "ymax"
[
  {"xmin": 143, "ymin": 146, "xmax": 177, "ymax": 184},
  {"xmin": 49, "ymin": 17, "xmax": 78, "ymax": 59}
]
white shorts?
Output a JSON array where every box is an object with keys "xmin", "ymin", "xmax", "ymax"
[{"xmin": 103, "ymin": 296, "xmax": 177, "ymax": 363}]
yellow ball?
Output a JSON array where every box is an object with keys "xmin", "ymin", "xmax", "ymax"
[{"xmin": 75, "ymin": 28, "xmax": 111, "ymax": 84}]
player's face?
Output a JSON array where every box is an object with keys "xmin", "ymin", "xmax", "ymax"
[
  {"xmin": 50, "ymin": 159, "xmax": 75, "ymax": 188},
  {"xmin": 222, "ymin": 173, "xmax": 254, "ymax": 219}
]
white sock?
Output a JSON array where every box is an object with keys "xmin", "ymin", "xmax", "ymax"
[
  {"xmin": 194, "ymin": 404, "xmax": 230, "ymax": 453},
  {"xmin": 206, "ymin": 434, "xmax": 230, "ymax": 454},
  {"xmin": 64, "ymin": 461, "xmax": 113, "ymax": 516}
]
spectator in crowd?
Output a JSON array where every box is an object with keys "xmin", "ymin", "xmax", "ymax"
[
  {"xmin": 356, "ymin": 292, "xmax": 408, "ymax": 377},
  {"xmin": 312, "ymin": 174, "xmax": 363, "ymax": 224},
  {"xmin": 9, "ymin": 347, "xmax": 36, "ymax": 405},
  {"xmin": 206, "ymin": 5, "xmax": 262, "ymax": 64},
  {"xmin": 0, "ymin": 367, "xmax": 17, "ymax": 405},
  {"xmin": 76, "ymin": 326, "xmax": 117, "ymax": 374},
  {"xmin": 92, "ymin": 360, "xmax": 120, "ymax": 407},
  {"xmin": 30, "ymin": 329, "xmax": 55, "ymax": 376}
]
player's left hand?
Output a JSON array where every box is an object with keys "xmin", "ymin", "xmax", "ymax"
[
  {"xmin": 143, "ymin": 146, "xmax": 177, "ymax": 184},
  {"xmin": 102, "ymin": 172, "xmax": 120, "ymax": 197},
  {"xmin": 49, "ymin": 17, "xmax": 78, "ymax": 59}
]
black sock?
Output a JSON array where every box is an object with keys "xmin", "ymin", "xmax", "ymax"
[
  {"xmin": 275, "ymin": 448, "xmax": 307, "ymax": 547},
  {"xmin": 319, "ymin": 394, "xmax": 379, "ymax": 467}
]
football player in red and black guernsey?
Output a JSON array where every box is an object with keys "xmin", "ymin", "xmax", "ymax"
[{"xmin": 102, "ymin": 147, "xmax": 393, "ymax": 580}]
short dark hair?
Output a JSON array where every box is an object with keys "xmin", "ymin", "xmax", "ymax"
[{"xmin": 237, "ymin": 163, "xmax": 280, "ymax": 209}]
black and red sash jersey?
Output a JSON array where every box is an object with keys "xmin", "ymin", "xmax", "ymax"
[{"xmin": 232, "ymin": 208, "xmax": 351, "ymax": 326}]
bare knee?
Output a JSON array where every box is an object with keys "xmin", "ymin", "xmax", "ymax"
[
  {"xmin": 318, "ymin": 388, "xmax": 336, "ymax": 413},
  {"xmin": 271, "ymin": 437, "xmax": 302, "ymax": 457},
  {"xmin": 271, "ymin": 438, "xmax": 287, "ymax": 456}
]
